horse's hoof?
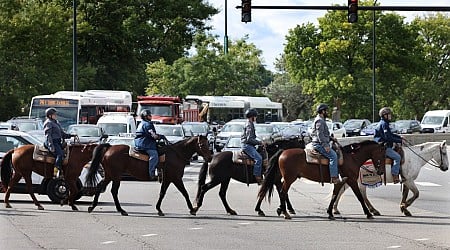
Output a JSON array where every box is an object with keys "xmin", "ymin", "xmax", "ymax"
[
  {"xmin": 372, "ymin": 211, "xmax": 381, "ymax": 216},
  {"xmin": 37, "ymin": 205, "xmax": 44, "ymax": 210},
  {"xmin": 71, "ymin": 206, "xmax": 79, "ymax": 211},
  {"xmin": 5, "ymin": 204, "xmax": 12, "ymax": 208},
  {"xmin": 88, "ymin": 207, "xmax": 94, "ymax": 213},
  {"xmin": 121, "ymin": 211, "xmax": 128, "ymax": 216},
  {"xmin": 403, "ymin": 210, "xmax": 412, "ymax": 217},
  {"xmin": 158, "ymin": 211, "xmax": 165, "ymax": 216},
  {"xmin": 328, "ymin": 215, "xmax": 335, "ymax": 220},
  {"xmin": 276, "ymin": 208, "xmax": 282, "ymax": 216},
  {"xmin": 257, "ymin": 211, "xmax": 266, "ymax": 216},
  {"xmin": 190, "ymin": 209, "xmax": 197, "ymax": 216},
  {"xmin": 283, "ymin": 213, "xmax": 291, "ymax": 220},
  {"xmin": 288, "ymin": 209, "xmax": 296, "ymax": 215},
  {"xmin": 333, "ymin": 210, "xmax": 341, "ymax": 215},
  {"xmin": 228, "ymin": 210, "xmax": 237, "ymax": 215},
  {"xmin": 367, "ymin": 214, "xmax": 374, "ymax": 219}
]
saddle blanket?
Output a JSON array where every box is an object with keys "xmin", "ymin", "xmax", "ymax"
[
  {"xmin": 360, "ymin": 160, "xmax": 382, "ymax": 188},
  {"xmin": 32, "ymin": 145, "xmax": 69, "ymax": 165}
]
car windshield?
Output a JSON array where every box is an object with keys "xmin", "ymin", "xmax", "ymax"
[
  {"xmin": 221, "ymin": 124, "xmax": 244, "ymax": 132},
  {"xmin": 226, "ymin": 137, "xmax": 241, "ymax": 148},
  {"xmin": 422, "ymin": 116, "xmax": 444, "ymax": 125},
  {"xmin": 157, "ymin": 126, "xmax": 183, "ymax": 136},
  {"xmin": 395, "ymin": 121, "xmax": 410, "ymax": 129},
  {"xmin": 183, "ymin": 124, "xmax": 207, "ymax": 134},
  {"xmin": 255, "ymin": 125, "xmax": 274, "ymax": 134},
  {"xmin": 344, "ymin": 120, "xmax": 363, "ymax": 129},
  {"xmin": 68, "ymin": 127, "xmax": 101, "ymax": 137}
]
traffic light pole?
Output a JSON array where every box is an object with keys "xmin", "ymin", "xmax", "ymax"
[{"xmin": 236, "ymin": 6, "xmax": 450, "ymax": 11}]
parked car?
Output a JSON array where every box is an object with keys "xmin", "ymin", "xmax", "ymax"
[
  {"xmin": 214, "ymin": 121, "xmax": 245, "ymax": 152},
  {"xmin": 6, "ymin": 116, "xmax": 44, "ymax": 132},
  {"xmin": 359, "ymin": 122, "xmax": 398, "ymax": 136},
  {"xmin": 269, "ymin": 122, "xmax": 291, "ymax": 132},
  {"xmin": 394, "ymin": 120, "xmax": 422, "ymax": 134},
  {"xmin": 154, "ymin": 124, "xmax": 186, "ymax": 144},
  {"xmin": 307, "ymin": 120, "xmax": 346, "ymax": 139},
  {"xmin": 278, "ymin": 124, "xmax": 309, "ymax": 139},
  {"xmin": 66, "ymin": 124, "xmax": 107, "ymax": 143},
  {"xmin": 254, "ymin": 123, "xmax": 280, "ymax": 142},
  {"xmin": 0, "ymin": 122, "xmax": 15, "ymax": 130},
  {"xmin": 26, "ymin": 129, "xmax": 46, "ymax": 143},
  {"xmin": 0, "ymin": 130, "xmax": 102, "ymax": 203},
  {"xmin": 222, "ymin": 135, "xmax": 242, "ymax": 152},
  {"xmin": 182, "ymin": 121, "xmax": 214, "ymax": 152},
  {"xmin": 343, "ymin": 119, "xmax": 371, "ymax": 137}
]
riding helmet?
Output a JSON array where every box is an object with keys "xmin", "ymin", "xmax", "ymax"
[
  {"xmin": 379, "ymin": 107, "xmax": 392, "ymax": 117},
  {"xmin": 140, "ymin": 109, "xmax": 152, "ymax": 120},
  {"xmin": 245, "ymin": 109, "xmax": 258, "ymax": 118},
  {"xmin": 45, "ymin": 108, "xmax": 57, "ymax": 118},
  {"xmin": 316, "ymin": 103, "xmax": 329, "ymax": 113}
]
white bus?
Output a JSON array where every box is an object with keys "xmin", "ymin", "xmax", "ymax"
[
  {"xmin": 184, "ymin": 95, "xmax": 283, "ymax": 124},
  {"xmin": 29, "ymin": 90, "xmax": 132, "ymax": 130}
]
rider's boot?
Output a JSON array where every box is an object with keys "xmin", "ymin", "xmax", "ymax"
[{"xmin": 392, "ymin": 175, "xmax": 400, "ymax": 184}]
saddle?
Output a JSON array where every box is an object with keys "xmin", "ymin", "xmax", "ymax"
[
  {"xmin": 32, "ymin": 144, "xmax": 69, "ymax": 165},
  {"xmin": 128, "ymin": 146, "xmax": 165, "ymax": 163},
  {"xmin": 305, "ymin": 142, "xmax": 344, "ymax": 166},
  {"xmin": 232, "ymin": 151, "xmax": 254, "ymax": 166}
]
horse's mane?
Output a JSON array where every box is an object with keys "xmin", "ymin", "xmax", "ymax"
[{"xmin": 342, "ymin": 140, "xmax": 378, "ymax": 153}]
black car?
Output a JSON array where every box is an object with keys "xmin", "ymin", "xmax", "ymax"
[
  {"xmin": 343, "ymin": 119, "xmax": 372, "ymax": 137},
  {"xmin": 395, "ymin": 120, "xmax": 422, "ymax": 134}
]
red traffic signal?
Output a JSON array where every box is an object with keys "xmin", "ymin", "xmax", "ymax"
[
  {"xmin": 241, "ymin": 0, "xmax": 251, "ymax": 23},
  {"xmin": 348, "ymin": 0, "xmax": 358, "ymax": 23}
]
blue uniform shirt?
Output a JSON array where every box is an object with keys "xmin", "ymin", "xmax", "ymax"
[{"xmin": 134, "ymin": 120, "xmax": 158, "ymax": 150}]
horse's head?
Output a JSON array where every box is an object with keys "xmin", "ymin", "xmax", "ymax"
[
  {"xmin": 195, "ymin": 135, "xmax": 213, "ymax": 162},
  {"xmin": 438, "ymin": 140, "xmax": 448, "ymax": 171}
]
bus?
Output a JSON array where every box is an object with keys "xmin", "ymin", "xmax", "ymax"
[
  {"xmin": 29, "ymin": 90, "xmax": 132, "ymax": 130},
  {"xmin": 183, "ymin": 95, "xmax": 283, "ymax": 124}
]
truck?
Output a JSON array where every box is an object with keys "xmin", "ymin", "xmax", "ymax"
[
  {"xmin": 420, "ymin": 110, "xmax": 450, "ymax": 133},
  {"xmin": 136, "ymin": 96, "xmax": 183, "ymax": 124}
]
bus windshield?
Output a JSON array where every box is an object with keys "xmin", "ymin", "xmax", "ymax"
[{"xmin": 30, "ymin": 106, "xmax": 78, "ymax": 130}]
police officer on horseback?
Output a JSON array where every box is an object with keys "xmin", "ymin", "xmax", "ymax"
[
  {"xmin": 134, "ymin": 109, "xmax": 162, "ymax": 181},
  {"xmin": 374, "ymin": 107, "xmax": 404, "ymax": 184},
  {"xmin": 43, "ymin": 107, "xmax": 73, "ymax": 178},
  {"xmin": 311, "ymin": 104, "xmax": 346, "ymax": 184},
  {"xmin": 241, "ymin": 108, "xmax": 265, "ymax": 184}
]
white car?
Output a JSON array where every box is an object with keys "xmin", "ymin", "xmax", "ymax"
[
  {"xmin": 307, "ymin": 120, "xmax": 346, "ymax": 139},
  {"xmin": 214, "ymin": 121, "xmax": 245, "ymax": 152}
]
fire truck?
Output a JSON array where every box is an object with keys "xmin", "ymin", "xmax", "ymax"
[{"xmin": 136, "ymin": 95, "xmax": 184, "ymax": 124}]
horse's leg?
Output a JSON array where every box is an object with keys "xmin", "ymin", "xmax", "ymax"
[
  {"xmin": 274, "ymin": 181, "xmax": 296, "ymax": 215},
  {"xmin": 110, "ymin": 180, "xmax": 127, "ymax": 216},
  {"xmin": 66, "ymin": 180, "xmax": 79, "ymax": 211},
  {"xmin": 193, "ymin": 180, "xmax": 220, "ymax": 214},
  {"xmin": 359, "ymin": 183, "xmax": 380, "ymax": 216},
  {"xmin": 88, "ymin": 179, "xmax": 110, "ymax": 213},
  {"xmin": 156, "ymin": 180, "xmax": 171, "ymax": 216},
  {"xmin": 401, "ymin": 180, "xmax": 418, "ymax": 217},
  {"xmin": 278, "ymin": 179, "xmax": 295, "ymax": 220},
  {"xmin": 255, "ymin": 190, "xmax": 266, "ymax": 216},
  {"xmin": 340, "ymin": 181, "xmax": 373, "ymax": 219},
  {"xmin": 3, "ymin": 172, "xmax": 22, "ymax": 208},
  {"xmin": 172, "ymin": 179, "xmax": 196, "ymax": 215},
  {"xmin": 332, "ymin": 183, "xmax": 348, "ymax": 215},
  {"xmin": 218, "ymin": 179, "xmax": 237, "ymax": 215},
  {"xmin": 22, "ymin": 173, "xmax": 44, "ymax": 210}
]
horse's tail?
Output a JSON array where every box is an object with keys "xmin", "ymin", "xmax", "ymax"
[
  {"xmin": 258, "ymin": 149, "xmax": 283, "ymax": 203},
  {"xmin": 86, "ymin": 143, "xmax": 111, "ymax": 187},
  {"xmin": 196, "ymin": 160, "xmax": 209, "ymax": 198},
  {"xmin": 0, "ymin": 150, "xmax": 14, "ymax": 190}
]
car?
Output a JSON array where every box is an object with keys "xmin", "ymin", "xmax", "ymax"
[
  {"xmin": 360, "ymin": 122, "xmax": 398, "ymax": 136},
  {"xmin": 222, "ymin": 135, "xmax": 242, "ymax": 152},
  {"xmin": 254, "ymin": 123, "xmax": 280, "ymax": 141},
  {"xmin": 66, "ymin": 124, "xmax": 107, "ymax": 143},
  {"xmin": 0, "ymin": 130, "xmax": 102, "ymax": 202},
  {"xmin": 269, "ymin": 122, "xmax": 291, "ymax": 132},
  {"xmin": 395, "ymin": 120, "xmax": 422, "ymax": 134},
  {"xmin": 154, "ymin": 124, "xmax": 186, "ymax": 144},
  {"xmin": 278, "ymin": 124, "xmax": 309, "ymax": 139},
  {"xmin": 106, "ymin": 133, "xmax": 135, "ymax": 147},
  {"xmin": 214, "ymin": 121, "xmax": 245, "ymax": 152},
  {"xmin": 6, "ymin": 116, "xmax": 44, "ymax": 132},
  {"xmin": 26, "ymin": 129, "xmax": 46, "ymax": 143},
  {"xmin": 343, "ymin": 119, "xmax": 371, "ymax": 137},
  {"xmin": 0, "ymin": 122, "xmax": 15, "ymax": 130},
  {"xmin": 306, "ymin": 120, "xmax": 346, "ymax": 138},
  {"xmin": 182, "ymin": 121, "xmax": 215, "ymax": 152}
]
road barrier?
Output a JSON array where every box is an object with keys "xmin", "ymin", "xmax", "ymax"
[{"xmin": 338, "ymin": 133, "xmax": 450, "ymax": 146}]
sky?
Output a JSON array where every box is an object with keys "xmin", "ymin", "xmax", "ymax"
[{"xmin": 206, "ymin": 0, "xmax": 449, "ymax": 71}]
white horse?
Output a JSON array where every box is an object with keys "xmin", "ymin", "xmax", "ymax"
[{"xmin": 333, "ymin": 140, "xmax": 448, "ymax": 216}]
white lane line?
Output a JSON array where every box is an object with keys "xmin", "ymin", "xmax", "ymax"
[
  {"xmin": 423, "ymin": 167, "xmax": 432, "ymax": 171},
  {"xmin": 142, "ymin": 234, "xmax": 158, "ymax": 237},
  {"xmin": 101, "ymin": 241, "xmax": 116, "ymax": 245},
  {"xmin": 189, "ymin": 227, "xmax": 203, "ymax": 230},
  {"xmin": 237, "ymin": 222, "xmax": 252, "ymax": 225},
  {"xmin": 386, "ymin": 246, "xmax": 401, "ymax": 249},
  {"xmin": 415, "ymin": 182, "xmax": 441, "ymax": 187},
  {"xmin": 415, "ymin": 238, "xmax": 429, "ymax": 241}
]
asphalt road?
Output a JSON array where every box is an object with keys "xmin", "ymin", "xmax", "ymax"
[{"xmin": 1, "ymin": 150, "xmax": 450, "ymax": 250}]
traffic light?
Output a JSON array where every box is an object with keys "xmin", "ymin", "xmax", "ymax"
[
  {"xmin": 348, "ymin": 0, "xmax": 358, "ymax": 23},
  {"xmin": 241, "ymin": 0, "xmax": 251, "ymax": 23}
]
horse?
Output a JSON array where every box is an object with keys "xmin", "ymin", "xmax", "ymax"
[
  {"xmin": 193, "ymin": 137, "xmax": 304, "ymax": 216},
  {"xmin": 1, "ymin": 143, "xmax": 98, "ymax": 210},
  {"xmin": 85, "ymin": 135, "xmax": 212, "ymax": 216},
  {"xmin": 259, "ymin": 140, "xmax": 386, "ymax": 220},
  {"xmin": 333, "ymin": 140, "xmax": 448, "ymax": 217}
]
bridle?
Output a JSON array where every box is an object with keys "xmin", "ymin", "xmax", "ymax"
[
  {"xmin": 404, "ymin": 142, "xmax": 446, "ymax": 169},
  {"xmin": 197, "ymin": 136, "xmax": 212, "ymax": 160}
]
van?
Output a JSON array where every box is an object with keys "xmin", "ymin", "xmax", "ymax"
[
  {"xmin": 96, "ymin": 112, "xmax": 137, "ymax": 136},
  {"xmin": 420, "ymin": 110, "xmax": 450, "ymax": 133}
]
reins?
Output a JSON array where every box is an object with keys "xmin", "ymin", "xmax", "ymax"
[{"xmin": 402, "ymin": 139, "xmax": 443, "ymax": 168}]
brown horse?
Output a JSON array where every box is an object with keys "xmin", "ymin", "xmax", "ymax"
[
  {"xmin": 259, "ymin": 140, "xmax": 386, "ymax": 220},
  {"xmin": 1, "ymin": 143, "xmax": 98, "ymax": 210},
  {"xmin": 85, "ymin": 135, "xmax": 212, "ymax": 216},
  {"xmin": 193, "ymin": 137, "xmax": 304, "ymax": 216}
]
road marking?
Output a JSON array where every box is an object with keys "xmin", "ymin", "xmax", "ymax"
[
  {"xmin": 189, "ymin": 227, "xmax": 203, "ymax": 230},
  {"xmin": 142, "ymin": 234, "xmax": 158, "ymax": 237},
  {"xmin": 237, "ymin": 222, "xmax": 252, "ymax": 225},
  {"xmin": 101, "ymin": 241, "xmax": 116, "ymax": 245},
  {"xmin": 423, "ymin": 167, "xmax": 432, "ymax": 171},
  {"xmin": 415, "ymin": 238, "xmax": 429, "ymax": 241},
  {"xmin": 415, "ymin": 182, "xmax": 441, "ymax": 187},
  {"xmin": 386, "ymin": 246, "xmax": 401, "ymax": 249}
]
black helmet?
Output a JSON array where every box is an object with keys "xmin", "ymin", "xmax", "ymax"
[
  {"xmin": 379, "ymin": 107, "xmax": 392, "ymax": 117},
  {"xmin": 245, "ymin": 109, "xmax": 258, "ymax": 118},
  {"xmin": 45, "ymin": 108, "xmax": 57, "ymax": 118},
  {"xmin": 140, "ymin": 109, "xmax": 152, "ymax": 120},
  {"xmin": 316, "ymin": 103, "xmax": 329, "ymax": 113}
]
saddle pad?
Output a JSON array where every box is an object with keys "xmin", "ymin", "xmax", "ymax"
[
  {"xmin": 360, "ymin": 160, "xmax": 382, "ymax": 188},
  {"xmin": 32, "ymin": 145, "xmax": 70, "ymax": 165},
  {"xmin": 232, "ymin": 151, "xmax": 254, "ymax": 166},
  {"xmin": 305, "ymin": 143, "xmax": 329, "ymax": 165},
  {"xmin": 128, "ymin": 146, "xmax": 165, "ymax": 163}
]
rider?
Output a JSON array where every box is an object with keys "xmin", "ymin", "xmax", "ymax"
[
  {"xmin": 241, "ymin": 108, "xmax": 265, "ymax": 185},
  {"xmin": 374, "ymin": 107, "xmax": 403, "ymax": 184},
  {"xmin": 134, "ymin": 109, "xmax": 161, "ymax": 181},
  {"xmin": 311, "ymin": 104, "xmax": 346, "ymax": 184},
  {"xmin": 43, "ymin": 108, "xmax": 73, "ymax": 178}
]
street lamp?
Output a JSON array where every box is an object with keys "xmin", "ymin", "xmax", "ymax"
[
  {"xmin": 224, "ymin": 0, "xmax": 229, "ymax": 54},
  {"xmin": 372, "ymin": 0, "xmax": 377, "ymax": 122},
  {"xmin": 73, "ymin": 0, "xmax": 77, "ymax": 91}
]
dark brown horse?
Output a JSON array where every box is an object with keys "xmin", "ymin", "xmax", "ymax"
[
  {"xmin": 193, "ymin": 138, "xmax": 304, "ymax": 216},
  {"xmin": 259, "ymin": 140, "xmax": 386, "ymax": 220},
  {"xmin": 1, "ymin": 143, "xmax": 97, "ymax": 210},
  {"xmin": 85, "ymin": 135, "xmax": 212, "ymax": 216}
]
